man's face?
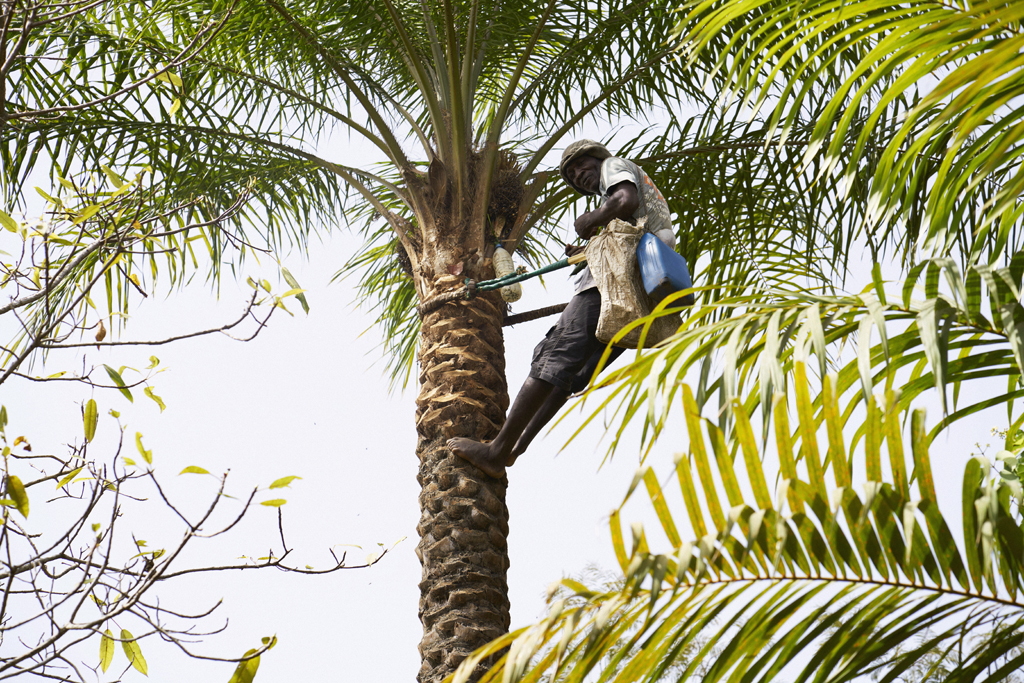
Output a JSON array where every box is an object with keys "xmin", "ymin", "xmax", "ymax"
[{"xmin": 567, "ymin": 155, "xmax": 603, "ymax": 194}]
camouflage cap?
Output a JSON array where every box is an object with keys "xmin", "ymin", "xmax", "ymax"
[{"xmin": 559, "ymin": 139, "xmax": 612, "ymax": 195}]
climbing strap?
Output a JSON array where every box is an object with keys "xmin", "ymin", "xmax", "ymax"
[{"xmin": 502, "ymin": 303, "xmax": 568, "ymax": 326}]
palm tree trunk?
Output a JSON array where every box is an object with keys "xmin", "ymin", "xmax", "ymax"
[{"xmin": 415, "ymin": 279, "xmax": 511, "ymax": 683}]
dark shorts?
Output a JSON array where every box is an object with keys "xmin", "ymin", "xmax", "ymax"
[{"xmin": 528, "ymin": 288, "xmax": 625, "ymax": 394}]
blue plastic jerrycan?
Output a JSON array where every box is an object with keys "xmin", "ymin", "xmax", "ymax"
[{"xmin": 636, "ymin": 232, "xmax": 694, "ymax": 306}]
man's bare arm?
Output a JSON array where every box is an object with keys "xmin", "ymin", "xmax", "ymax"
[{"xmin": 572, "ymin": 181, "xmax": 640, "ymax": 241}]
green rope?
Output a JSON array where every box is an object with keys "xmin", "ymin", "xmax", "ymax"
[
  {"xmin": 419, "ymin": 254, "xmax": 584, "ymax": 318},
  {"xmin": 474, "ymin": 258, "xmax": 572, "ymax": 292}
]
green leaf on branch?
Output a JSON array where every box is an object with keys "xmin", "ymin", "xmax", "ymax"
[
  {"xmin": 55, "ymin": 467, "xmax": 84, "ymax": 489},
  {"xmin": 272, "ymin": 298, "xmax": 293, "ymax": 316},
  {"xmin": 179, "ymin": 466, "xmax": 210, "ymax": 475},
  {"xmin": 72, "ymin": 204, "xmax": 102, "ymax": 226},
  {"xmin": 120, "ymin": 629, "xmax": 147, "ymax": 675},
  {"xmin": 104, "ymin": 365, "xmax": 133, "ymax": 402},
  {"xmin": 99, "ymin": 629, "xmax": 115, "ymax": 672},
  {"xmin": 135, "ymin": 433, "xmax": 152, "ymax": 465},
  {"xmin": 154, "ymin": 69, "xmax": 183, "ymax": 87},
  {"xmin": 269, "ymin": 476, "xmax": 301, "ymax": 489},
  {"xmin": 146, "ymin": 356, "xmax": 160, "ymax": 369},
  {"xmin": 84, "ymin": 400, "xmax": 97, "ymax": 442},
  {"xmin": 261, "ymin": 499, "xmax": 287, "ymax": 507},
  {"xmin": 144, "ymin": 387, "xmax": 165, "ymax": 412},
  {"xmin": 5, "ymin": 475, "xmax": 28, "ymax": 518},
  {"xmin": 227, "ymin": 649, "xmax": 261, "ymax": 683},
  {"xmin": 281, "ymin": 267, "xmax": 310, "ymax": 313},
  {"xmin": 35, "ymin": 187, "xmax": 58, "ymax": 204},
  {"xmin": 0, "ymin": 210, "xmax": 17, "ymax": 232},
  {"xmin": 100, "ymin": 165, "xmax": 123, "ymax": 189}
]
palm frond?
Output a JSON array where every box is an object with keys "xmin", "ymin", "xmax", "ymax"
[
  {"xmin": 452, "ymin": 370, "xmax": 1024, "ymax": 683},
  {"xmin": 675, "ymin": 0, "xmax": 1024, "ymax": 266},
  {"xmin": 580, "ymin": 256, "xmax": 1024, "ymax": 458}
]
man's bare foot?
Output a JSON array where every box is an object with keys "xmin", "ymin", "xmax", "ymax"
[
  {"xmin": 447, "ymin": 438, "xmax": 506, "ymax": 479},
  {"xmin": 506, "ymin": 445, "xmax": 524, "ymax": 468}
]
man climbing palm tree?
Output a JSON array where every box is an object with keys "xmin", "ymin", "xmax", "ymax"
[{"xmin": 448, "ymin": 139, "xmax": 676, "ymax": 478}]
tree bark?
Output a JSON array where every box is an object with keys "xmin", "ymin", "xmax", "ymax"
[{"xmin": 414, "ymin": 276, "xmax": 511, "ymax": 683}]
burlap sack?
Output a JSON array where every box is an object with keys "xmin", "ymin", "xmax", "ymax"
[{"xmin": 585, "ymin": 218, "xmax": 682, "ymax": 348}]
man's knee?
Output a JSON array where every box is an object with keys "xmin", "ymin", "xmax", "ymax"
[
  {"xmin": 527, "ymin": 292, "xmax": 602, "ymax": 392},
  {"xmin": 569, "ymin": 346, "xmax": 625, "ymax": 393}
]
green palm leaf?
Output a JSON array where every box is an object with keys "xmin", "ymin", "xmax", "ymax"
[
  {"xmin": 456, "ymin": 372, "xmax": 1024, "ymax": 683},
  {"xmin": 575, "ymin": 256, "xmax": 1024, "ymax": 459},
  {"xmin": 674, "ymin": 0, "xmax": 1024, "ymax": 265}
]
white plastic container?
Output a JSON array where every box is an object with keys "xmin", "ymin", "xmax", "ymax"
[{"xmin": 492, "ymin": 247, "xmax": 522, "ymax": 302}]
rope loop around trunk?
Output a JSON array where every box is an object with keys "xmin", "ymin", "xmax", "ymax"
[
  {"xmin": 417, "ymin": 289, "xmax": 568, "ymax": 328},
  {"xmin": 417, "ymin": 287, "xmax": 471, "ymax": 318}
]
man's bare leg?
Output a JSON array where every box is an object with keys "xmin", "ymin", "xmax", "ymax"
[
  {"xmin": 506, "ymin": 388, "xmax": 570, "ymax": 467},
  {"xmin": 448, "ymin": 377, "xmax": 556, "ymax": 478}
]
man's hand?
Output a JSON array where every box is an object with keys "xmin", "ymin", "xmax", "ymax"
[
  {"xmin": 564, "ymin": 243, "xmax": 586, "ymax": 257},
  {"xmin": 574, "ymin": 214, "xmax": 600, "ymax": 241},
  {"xmin": 572, "ymin": 180, "xmax": 640, "ymax": 241}
]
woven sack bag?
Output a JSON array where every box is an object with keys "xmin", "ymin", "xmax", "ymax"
[{"xmin": 585, "ymin": 217, "xmax": 682, "ymax": 348}]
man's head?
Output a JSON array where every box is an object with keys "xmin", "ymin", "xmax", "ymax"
[{"xmin": 560, "ymin": 140, "xmax": 611, "ymax": 195}]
